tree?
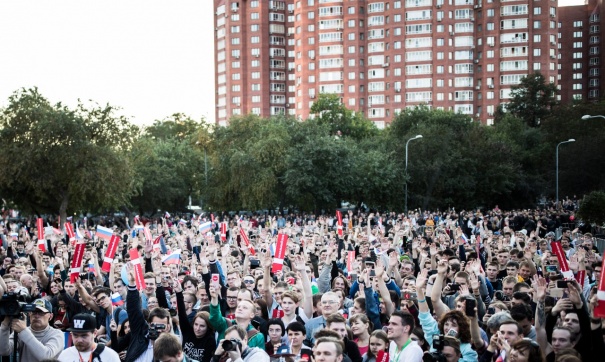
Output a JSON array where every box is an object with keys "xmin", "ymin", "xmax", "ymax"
[
  {"xmin": 205, "ymin": 115, "xmax": 294, "ymax": 210},
  {"xmin": 310, "ymin": 93, "xmax": 378, "ymax": 139},
  {"xmin": 0, "ymin": 88, "xmax": 138, "ymax": 223},
  {"xmin": 577, "ymin": 191, "xmax": 605, "ymax": 226},
  {"xmin": 501, "ymin": 72, "xmax": 558, "ymax": 127},
  {"xmin": 129, "ymin": 114, "xmax": 208, "ymax": 214}
]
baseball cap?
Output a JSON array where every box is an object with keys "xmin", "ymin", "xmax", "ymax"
[
  {"xmin": 33, "ymin": 298, "xmax": 52, "ymax": 313},
  {"xmin": 68, "ymin": 313, "xmax": 97, "ymax": 332}
]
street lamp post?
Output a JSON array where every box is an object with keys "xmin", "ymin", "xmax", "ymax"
[
  {"xmin": 581, "ymin": 114, "xmax": 605, "ymax": 120},
  {"xmin": 556, "ymin": 138, "xmax": 575, "ymax": 206},
  {"xmin": 404, "ymin": 135, "xmax": 423, "ymax": 214}
]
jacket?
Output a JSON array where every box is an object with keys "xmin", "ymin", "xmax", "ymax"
[
  {"xmin": 0, "ymin": 324, "xmax": 64, "ymax": 361},
  {"xmin": 418, "ymin": 311, "xmax": 478, "ymax": 362},
  {"xmin": 124, "ymin": 286, "xmax": 150, "ymax": 362}
]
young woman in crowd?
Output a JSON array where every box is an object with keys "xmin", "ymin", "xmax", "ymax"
[
  {"xmin": 174, "ymin": 279, "xmax": 216, "ymax": 362},
  {"xmin": 350, "ymin": 314, "xmax": 372, "ymax": 356}
]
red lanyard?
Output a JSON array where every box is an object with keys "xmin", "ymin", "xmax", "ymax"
[{"xmin": 78, "ymin": 343, "xmax": 97, "ymax": 362}]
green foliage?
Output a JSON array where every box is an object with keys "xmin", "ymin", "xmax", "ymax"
[
  {"xmin": 310, "ymin": 93, "xmax": 378, "ymax": 140},
  {"xmin": 577, "ymin": 191, "xmax": 605, "ymax": 226},
  {"xmin": 0, "ymin": 88, "xmax": 138, "ymax": 220},
  {"xmin": 205, "ymin": 114, "xmax": 294, "ymax": 210},
  {"xmin": 129, "ymin": 114, "xmax": 208, "ymax": 214},
  {"xmin": 501, "ymin": 72, "xmax": 558, "ymax": 127},
  {"xmin": 386, "ymin": 107, "xmax": 545, "ymax": 210}
]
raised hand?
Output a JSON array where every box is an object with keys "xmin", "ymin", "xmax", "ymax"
[
  {"xmin": 292, "ymin": 254, "xmax": 306, "ymax": 271},
  {"xmin": 375, "ymin": 259, "xmax": 386, "ymax": 278},
  {"xmin": 533, "ymin": 275, "xmax": 547, "ymax": 302},
  {"xmin": 437, "ymin": 260, "xmax": 448, "ymax": 275},
  {"xmin": 416, "ymin": 269, "xmax": 428, "ymax": 289},
  {"xmin": 459, "ymin": 284, "xmax": 470, "ymax": 297}
]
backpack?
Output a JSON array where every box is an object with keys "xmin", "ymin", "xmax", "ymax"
[{"xmin": 92, "ymin": 343, "xmax": 105, "ymax": 362}]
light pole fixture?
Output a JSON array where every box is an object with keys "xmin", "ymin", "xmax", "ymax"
[
  {"xmin": 556, "ymin": 138, "xmax": 575, "ymax": 206},
  {"xmin": 581, "ymin": 114, "xmax": 605, "ymax": 120},
  {"xmin": 404, "ymin": 135, "xmax": 423, "ymax": 213}
]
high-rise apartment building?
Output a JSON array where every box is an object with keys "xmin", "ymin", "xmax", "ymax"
[
  {"xmin": 214, "ymin": 0, "xmax": 560, "ymax": 126},
  {"xmin": 558, "ymin": 0, "xmax": 605, "ymax": 103}
]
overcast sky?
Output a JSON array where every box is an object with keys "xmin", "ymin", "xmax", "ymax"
[{"xmin": 0, "ymin": 1, "xmax": 215, "ymax": 126}]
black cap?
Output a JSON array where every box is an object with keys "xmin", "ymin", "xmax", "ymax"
[{"xmin": 68, "ymin": 313, "xmax": 97, "ymax": 332}]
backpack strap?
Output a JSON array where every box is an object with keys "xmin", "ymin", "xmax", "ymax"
[
  {"xmin": 92, "ymin": 342, "xmax": 105, "ymax": 362},
  {"xmin": 246, "ymin": 327, "xmax": 260, "ymax": 341}
]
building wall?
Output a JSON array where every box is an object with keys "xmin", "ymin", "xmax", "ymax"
[
  {"xmin": 215, "ymin": 0, "xmax": 562, "ymax": 126},
  {"xmin": 559, "ymin": 0, "xmax": 603, "ymax": 103}
]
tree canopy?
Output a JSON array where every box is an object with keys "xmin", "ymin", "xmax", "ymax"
[
  {"xmin": 1, "ymin": 88, "xmax": 604, "ymax": 216},
  {"xmin": 0, "ymin": 88, "xmax": 138, "ymax": 222}
]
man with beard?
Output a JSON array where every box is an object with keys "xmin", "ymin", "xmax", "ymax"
[
  {"xmin": 0, "ymin": 298, "xmax": 64, "ymax": 360},
  {"xmin": 58, "ymin": 313, "xmax": 121, "ymax": 362}
]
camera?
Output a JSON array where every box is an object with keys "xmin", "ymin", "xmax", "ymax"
[
  {"xmin": 222, "ymin": 338, "xmax": 242, "ymax": 352},
  {"xmin": 148, "ymin": 323, "xmax": 166, "ymax": 340},
  {"xmin": 422, "ymin": 335, "xmax": 447, "ymax": 362},
  {"xmin": 0, "ymin": 292, "xmax": 36, "ymax": 317},
  {"xmin": 493, "ymin": 291, "xmax": 510, "ymax": 302}
]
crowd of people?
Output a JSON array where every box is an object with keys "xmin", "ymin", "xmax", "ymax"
[{"xmin": 0, "ymin": 206, "xmax": 603, "ymax": 362}]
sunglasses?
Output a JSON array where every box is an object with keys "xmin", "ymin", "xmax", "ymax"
[{"xmin": 244, "ymin": 279, "xmax": 255, "ymax": 284}]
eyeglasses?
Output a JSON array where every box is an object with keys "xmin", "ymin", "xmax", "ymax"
[
  {"xmin": 244, "ymin": 280, "xmax": 255, "ymax": 284},
  {"xmin": 321, "ymin": 300, "xmax": 339, "ymax": 305},
  {"xmin": 95, "ymin": 295, "xmax": 107, "ymax": 304}
]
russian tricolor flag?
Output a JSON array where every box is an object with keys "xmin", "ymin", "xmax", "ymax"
[
  {"xmin": 96, "ymin": 225, "xmax": 113, "ymax": 242},
  {"xmin": 459, "ymin": 233, "xmax": 469, "ymax": 244},
  {"xmin": 111, "ymin": 292, "xmax": 124, "ymax": 306},
  {"xmin": 161, "ymin": 250, "xmax": 181, "ymax": 265},
  {"xmin": 88, "ymin": 262, "xmax": 96, "ymax": 276},
  {"xmin": 199, "ymin": 221, "xmax": 212, "ymax": 234},
  {"xmin": 179, "ymin": 219, "xmax": 187, "ymax": 226}
]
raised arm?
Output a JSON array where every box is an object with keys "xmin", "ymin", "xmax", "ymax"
[
  {"xmin": 75, "ymin": 276, "xmax": 100, "ymax": 313},
  {"xmin": 292, "ymin": 254, "xmax": 313, "ymax": 319},
  {"xmin": 261, "ymin": 249, "xmax": 275, "ymax": 307},
  {"xmin": 533, "ymin": 275, "xmax": 553, "ymax": 356},
  {"xmin": 33, "ymin": 248, "xmax": 49, "ymax": 289},
  {"xmin": 374, "ymin": 260, "xmax": 394, "ymax": 317},
  {"xmin": 416, "ymin": 269, "xmax": 429, "ymax": 313},
  {"xmin": 431, "ymin": 260, "xmax": 451, "ymax": 319}
]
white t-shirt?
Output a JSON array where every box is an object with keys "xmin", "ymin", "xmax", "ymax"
[
  {"xmin": 388, "ymin": 340, "xmax": 423, "ymax": 362},
  {"xmin": 58, "ymin": 345, "xmax": 121, "ymax": 362}
]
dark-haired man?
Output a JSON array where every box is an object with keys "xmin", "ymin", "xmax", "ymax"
[{"xmin": 386, "ymin": 310, "xmax": 423, "ymax": 362}]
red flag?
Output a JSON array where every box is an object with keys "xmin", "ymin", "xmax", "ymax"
[
  {"xmin": 550, "ymin": 241, "xmax": 573, "ymax": 278},
  {"xmin": 239, "ymin": 227, "xmax": 255, "ymax": 255},
  {"xmin": 347, "ymin": 250, "xmax": 355, "ymax": 273},
  {"xmin": 272, "ymin": 234, "xmax": 288, "ymax": 273},
  {"xmin": 37, "ymin": 218, "xmax": 45, "ymax": 251},
  {"xmin": 336, "ymin": 211, "xmax": 343, "ymax": 237},
  {"xmin": 65, "ymin": 222, "xmax": 75, "ymax": 239},
  {"xmin": 211, "ymin": 213, "xmax": 215, "ymax": 224},
  {"xmin": 376, "ymin": 351, "xmax": 389, "ymax": 362},
  {"xmin": 101, "ymin": 235, "xmax": 121, "ymax": 272},
  {"xmin": 220, "ymin": 222, "xmax": 227, "ymax": 241},
  {"xmin": 594, "ymin": 256, "xmax": 605, "ymax": 317},
  {"xmin": 70, "ymin": 241, "xmax": 86, "ymax": 283},
  {"xmin": 129, "ymin": 248, "xmax": 146, "ymax": 290}
]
